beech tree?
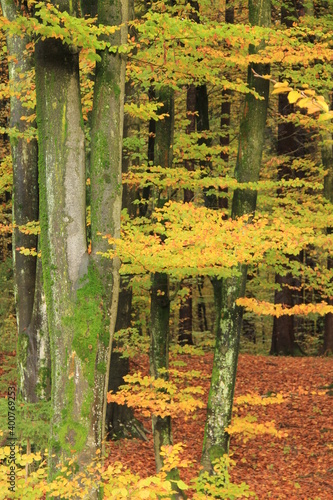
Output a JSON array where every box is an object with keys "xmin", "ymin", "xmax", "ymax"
[
  {"xmin": 1, "ymin": 0, "xmax": 333, "ymax": 496},
  {"xmin": 1, "ymin": 0, "xmax": 50, "ymax": 403},
  {"xmin": 2, "ymin": 0, "xmax": 128, "ymax": 483},
  {"xmin": 36, "ymin": 0, "xmax": 128, "ymax": 476},
  {"xmin": 201, "ymin": 0, "xmax": 271, "ymax": 472}
]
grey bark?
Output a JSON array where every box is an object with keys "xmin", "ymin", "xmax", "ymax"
[
  {"xmin": 1, "ymin": 0, "xmax": 50, "ymax": 402},
  {"xmin": 35, "ymin": 0, "xmax": 127, "ymax": 480},
  {"xmin": 90, "ymin": 0, "xmax": 128, "ymax": 451},
  {"xmin": 35, "ymin": 29, "xmax": 91, "ymax": 475},
  {"xmin": 201, "ymin": 0, "xmax": 270, "ymax": 473}
]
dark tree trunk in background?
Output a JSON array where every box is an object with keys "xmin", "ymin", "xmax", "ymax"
[
  {"xmin": 269, "ymin": 92, "xmax": 303, "ymax": 355},
  {"xmin": 197, "ymin": 276, "xmax": 208, "ymax": 332},
  {"xmin": 150, "ymin": 271, "xmax": 172, "ymax": 471},
  {"xmin": 149, "ymin": 86, "xmax": 176, "ymax": 473},
  {"xmin": 178, "ymin": 84, "xmax": 196, "ymax": 345},
  {"xmin": 1, "ymin": 0, "xmax": 50, "ymax": 402},
  {"xmin": 106, "ymin": 277, "xmax": 147, "ymax": 439},
  {"xmin": 219, "ymin": 0, "xmax": 234, "ymax": 212},
  {"xmin": 211, "ymin": 0, "xmax": 234, "ymax": 342},
  {"xmin": 322, "ymin": 93, "xmax": 333, "ymax": 354},
  {"xmin": 139, "ymin": 86, "xmax": 155, "ymax": 217},
  {"xmin": 270, "ymin": 1, "xmax": 312, "ymax": 356}
]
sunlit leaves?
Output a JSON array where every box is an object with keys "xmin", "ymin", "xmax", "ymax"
[
  {"xmin": 226, "ymin": 416, "xmax": 287, "ymax": 443},
  {"xmin": 100, "ymin": 200, "xmax": 326, "ymax": 281},
  {"xmin": 0, "ymin": 2, "xmax": 122, "ymax": 63},
  {"xmin": 107, "ymin": 369, "xmax": 205, "ymax": 418},
  {"xmin": 237, "ymin": 297, "xmax": 333, "ymax": 317}
]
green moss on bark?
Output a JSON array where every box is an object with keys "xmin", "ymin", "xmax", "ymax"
[{"xmin": 63, "ymin": 265, "xmax": 110, "ymax": 388}]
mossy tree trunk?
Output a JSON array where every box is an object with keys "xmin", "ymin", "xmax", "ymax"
[
  {"xmin": 90, "ymin": 0, "xmax": 128, "ymax": 450},
  {"xmin": 104, "ymin": 0, "xmax": 147, "ymax": 440},
  {"xmin": 35, "ymin": 29, "xmax": 91, "ymax": 471},
  {"xmin": 1, "ymin": 0, "xmax": 50, "ymax": 403},
  {"xmin": 201, "ymin": 0, "xmax": 270, "ymax": 473},
  {"xmin": 35, "ymin": 0, "xmax": 127, "ymax": 480}
]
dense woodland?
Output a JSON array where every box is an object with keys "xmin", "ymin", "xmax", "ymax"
[{"xmin": 0, "ymin": 0, "xmax": 333, "ymax": 498}]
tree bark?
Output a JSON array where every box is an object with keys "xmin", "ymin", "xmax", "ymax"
[
  {"xmin": 322, "ymin": 94, "xmax": 333, "ymax": 354},
  {"xmin": 149, "ymin": 86, "xmax": 175, "ymax": 472},
  {"xmin": 211, "ymin": 0, "xmax": 234, "ymax": 346},
  {"xmin": 178, "ymin": 84, "xmax": 196, "ymax": 345},
  {"xmin": 90, "ymin": 0, "xmax": 128, "ymax": 452},
  {"xmin": 35, "ymin": 0, "xmax": 127, "ymax": 482},
  {"xmin": 1, "ymin": 0, "xmax": 50, "ymax": 402},
  {"xmin": 150, "ymin": 272, "xmax": 172, "ymax": 472},
  {"xmin": 35, "ymin": 28, "xmax": 92, "ymax": 474},
  {"xmin": 201, "ymin": 0, "xmax": 270, "ymax": 473},
  {"xmin": 270, "ymin": 1, "xmax": 312, "ymax": 356}
]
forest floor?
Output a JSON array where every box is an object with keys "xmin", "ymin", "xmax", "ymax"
[{"xmin": 106, "ymin": 353, "xmax": 333, "ymax": 500}]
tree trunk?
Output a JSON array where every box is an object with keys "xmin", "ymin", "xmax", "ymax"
[
  {"xmin": 1, "ymin": 0, "xmax": 50, "ymax": 402},
  {"xmin": 201, "ymin": 0, "xmax": 270, "ymax": 473},
  {"xmin": 90, "ymin": 0, "xmax": 128, "ymax": 450},
  {"xmin": 322, "ymin": 94, "xmax": 333, "ymax": 354},
  {"xmin": 106, "ymin": 276, "xmax": 146, "ymax": 440},
  {"xmin": 35, "ymin": 28, "xmax": 93, "ymax": 474},
  {"xmin": 178, "ymin": 84, "xmax": 196, "ymax": 345},
  {"xmin": 106, "ymin": 62, "xmax": 146, "ymax": 437},
  {"xmin": 36, "ymin": 0, "xmax": 127, "ymax": 484},
  {"xmin": 270, "ymin": 1, "xmax": 311, "ymax": 356},
  {"xmin": 150, "ymin": 86, "xmax": 175, "ymax": 472},
  {"xmin": 211, "ymin": 0, "xmax": 234, "ymax": 346},
  {"xmin": 150, "ymin": 272, "xmax": 172, "ymax": 471},
  {"xmin": 219, "ymin": 0, "xmax": 234, "ymax": 212}
]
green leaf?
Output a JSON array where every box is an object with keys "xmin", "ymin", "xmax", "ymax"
[{"xmin": 176, "ymin": 479, "xmax": 188, "ymax": 490}]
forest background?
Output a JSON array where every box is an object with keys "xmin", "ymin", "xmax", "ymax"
[{"xmin": 0, "ymin": 0, "xmax": 333, "ymax": 498}]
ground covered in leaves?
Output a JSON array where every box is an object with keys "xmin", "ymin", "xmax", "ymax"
[{"xmin": 106, "ymin": 353, "xmax": 333, "ymax": 499}]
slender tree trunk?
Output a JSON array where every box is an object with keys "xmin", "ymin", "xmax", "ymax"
[
  {"xmin": 270, "ymin": 1, "xmax": 311, "ymax": 356},
  {"xmin": 219, "ymin": 0, "xmax": 234, "ymax": 212},
  {"xmin": 197, "ymin": 276, "xmax": 208, "ymax": 332},
  {"xmin": 90, "ymin": 0, "xmax": 128, "ymax": 450},
  {"xmin": 106, "ymin": 52, "xmax": 147, "ymax": 437},
  {"xmin": 211, "ymin": 0, "xmax": 234, "ymax": 341},
  {"xmin": 201, "ymin": 0, "xmax": 270, "ymax": 473},
  {"xmin": 106, "ymin": 277, "xmax": 135, "ymax": 438},
  {"xmin": 178, "ymin": 84, "xmax": 196, "ymax": 345},
  {"xmin": 149, "ymin": 86, "xmax": 175, "ymax": 472},
  {"xmin": 1, "ymin": 0, "xmax": 50, "ymax": 402},
  {"xmin": 322, "ymin": 95, "xmax": 333, "ymax": 354},
  {"xmin": 150, "ymin": 271, "xmax": 172, "ymax": 471}
]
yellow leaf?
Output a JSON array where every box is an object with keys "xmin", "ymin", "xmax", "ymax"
[
  {"xmin": 318, "ymin": 111, "xmax": 333, "ymax": 122},
  {"xmin": 303, "ymin": 89, "xmax": 316, "ymax": 96},
  {"xmin": 297, "ymin": 97, "xmax": 311, "ymax": 109},
  {"xmin": 316, "ymin": 99, "xmax": 329, "ymax": 113},
  {"xmin": 273, "ymin": 81, "xmax": 290, "ymax": 88},
  {"xmin": 272, "ymin": 87, "xmax": 293, "ymax": 95},
  {"xmin": 288, "ymin": 90, "xmax": 301, "ymax": 104}
]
